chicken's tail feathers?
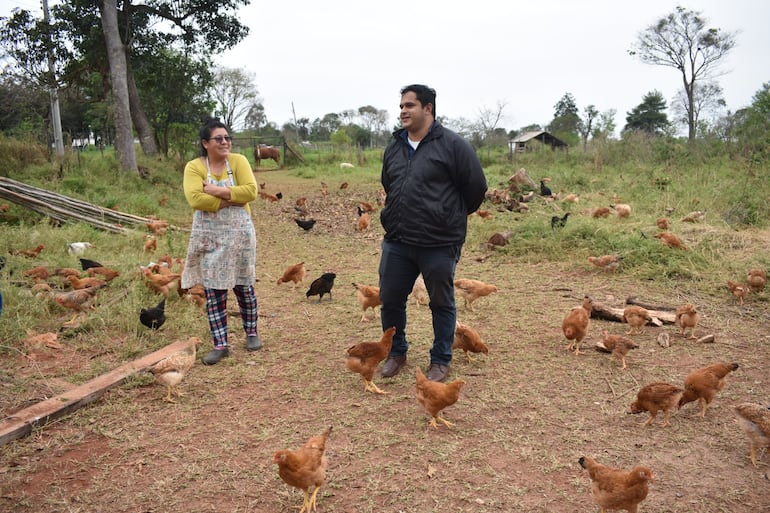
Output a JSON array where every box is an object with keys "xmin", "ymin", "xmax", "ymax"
[
  {"xmin": 578, "ymin": 456, "xmax": 588, "ymax": 469},
  {"xmin": 594, "ymin": 341, "xmax": 611, "ymax": 353}
]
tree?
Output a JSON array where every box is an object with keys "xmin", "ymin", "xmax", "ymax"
[
  {"xmin": 591, "ymin": 109, "xmax": 617, "ymax": 141},
  {"xmin": 671, "ymin": 81, "xmax": 725, "ymax": 135},
  {"xmin": 98, "ymin": 0, "xmax": 136, "ymax": 172},
  {"xmin": 624, "ymin": 91, "xmax": 669, "ymax": 135},
  {"xmin": 549, "ymin": 92, "xmax": 580, "ymax": 145},
  {"xmin": 474, "ymin": 101, "xmax": 508, "ymax": 157},
  {"xmin": 733, "ymin": 82, "xmax": 770, "ymax": 161},
  {"xmin": 212, "ymin": 67, "xmax": 260, "ymax": 130},
  {"xmin": 2, "ymin": 0, "xmax": 250, "ymax": 171},
  {"xmin": 629, "ymin": 5, "xmax": 736, "ymax": 142},
  {"xmin": 577, "ymin": 105, "xmax": 599, "ymax": 152}
]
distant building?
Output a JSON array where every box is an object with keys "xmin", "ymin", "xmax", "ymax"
[{"xmin": 509, "ymin": 130, "xmax": 568, "ymax": 154}]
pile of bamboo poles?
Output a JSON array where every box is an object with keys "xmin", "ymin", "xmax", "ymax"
[{"xmin": 0, "ymin": 177, "xmax": 173, "ymax": 234}]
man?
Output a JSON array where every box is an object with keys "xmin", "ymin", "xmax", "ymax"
[{"xmin": 378, "ymin": 84, "xmax": 487, "ymax": 382}]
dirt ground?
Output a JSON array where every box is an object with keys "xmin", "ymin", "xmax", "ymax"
[{"xmin": 2, "ymin": 175, "xmax": 770, "ymax": 513}]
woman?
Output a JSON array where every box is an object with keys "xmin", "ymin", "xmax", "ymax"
[{"xmin": 181, "ymin": 118, "xmax": 263, "ymax": 365}]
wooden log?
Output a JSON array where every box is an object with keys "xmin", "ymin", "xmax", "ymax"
[
  {"xmin": 625, "ymin": 296, "xmax": 676, "ymax": 311},
  {"xmin": 0, "ymin": 338, "xmax": 193, "ymax": 447},
  {"xmin": 590, "ymin": 300, "xmax": 676, "ymax": 326}
]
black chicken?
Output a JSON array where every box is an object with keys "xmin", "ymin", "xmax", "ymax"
[
  {"xmin": 79, "ymin": 258, "xmax": 104, "ymax": 271},
  {"xmin": 550, "ymin": 212, "xmax": 570, "ymax": 230},
  {"xmin": 540, "ymin": 179, "xmax": 552, "ymax": 197},
  {"xmin": 275, "ymin": 191, "xmax": 283, "ymax": 200},
  {"xmin": 295, "ymin": 218, "xmax": 316, "ymax": 231},
  {"xmin": 306, "ymin": 272, "xmax": 336, "ymax": 302},
  {"xmin": 140, "ymin": 298, "xmax": 166, "ymax": 330}
]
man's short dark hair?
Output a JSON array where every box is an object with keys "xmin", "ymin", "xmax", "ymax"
[{"xmin": 401, "ymin": 84, "xmax": 436, "ymax": 117}]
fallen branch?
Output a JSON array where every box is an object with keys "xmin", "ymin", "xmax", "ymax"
[{"xmin": 590, "ymin": 300, "xmax": 675, "ymax": 326}]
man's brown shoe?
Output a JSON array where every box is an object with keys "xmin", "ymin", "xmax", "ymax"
[
  {"xmin": 426, "ymin": 363, "xmax": 450, "ymax": 382},
  {"xmin": 380, "ymin": 355, "xmax": 406, "ymax": 378}
]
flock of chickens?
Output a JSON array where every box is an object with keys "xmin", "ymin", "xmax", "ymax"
[{"xmin": 6, "ymin": 171, "xmax": 770, "ymax": 513}]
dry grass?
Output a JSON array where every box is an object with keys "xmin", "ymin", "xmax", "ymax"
[{"xmin": 1, "ymin": 169, "xmax": 770, "ymax": 512}]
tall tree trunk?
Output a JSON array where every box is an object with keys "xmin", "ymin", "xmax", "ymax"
[
  {"xmin": 125, "ymin": 50, "xmax": 158, "ymax": 157},
  {"xmin": 98, "ymin": 0, "xmax": 137, "ymax": 173}
]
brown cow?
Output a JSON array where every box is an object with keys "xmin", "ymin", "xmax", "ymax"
[{"xmin": 254, "ymin": 145, "xmax": 280, "ymax": 168}]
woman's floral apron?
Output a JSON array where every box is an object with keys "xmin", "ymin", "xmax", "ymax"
[{"xmin": 181, "ymin": 159, "xmax": 256, "ymax": 290}]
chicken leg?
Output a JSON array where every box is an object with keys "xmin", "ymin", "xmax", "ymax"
[
  {"xmin": 430, "ymin": 414, "xmax": 455, "ymax": 429},
  {"xmin": 361, "ymin": 376, "xmax": 389, "ymax": 395}
]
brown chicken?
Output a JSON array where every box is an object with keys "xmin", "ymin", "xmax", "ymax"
[
  {"xmin": 359, "ymin": 201, "xmax": 376, "ymax": 213},
  {"xmin": 454, "ymin": 278, "xmax": 499, "ymax": 311},
  {"xmin": 747, "ymin": 268, "xmax": 766, "ymax": 293},
  {"xmin": 66, "ymin": 274, "xmax": 107, "ymax": 290},
  {"xmin": 148, "ymin": 337, "xmax": 200, "ymax": 402},
  {"xmin": 415, "ymin": 367, "xmax": 465, "ymax": 429},
  {"xmin": 352, "ymin": 282, "xmax": 381, "ymax": 322},
  {"xmin": 345, "ymin": 326, "xmax": 396, "ymax": 394},
  {"xmin": 144, "ymin": 235, "xmax": 157, "ymax": 253},
  {"xmin": 587, "ymin": 255, "xmax": 623, "ymax": 274},
  {"xmin": 54, "ymin": 267, "xmax": 82, "ymax": 278},
  {"xmin": 622, "ymin": 305, "xmax": 652, "ymax": 335},
  {"xmin": 23, "ymin": 266, "xmax": 50, "ymax": 281},
  {"xmin": 486, "ymin": 230, "xmax": 512, "ymax": 250},
  {"xmin": 726, "ymin": 280, "xmax": 748, "ymax": 305},
  {"xmin": 654, "ymin": 231, "xmax": 687, "ymax": 249},
  {"xmin": 183, "ymin": 284, "xmax": 206, "ymax": 307},
  {"xmin": 276, "ymin": 262, "xmax": 306, "ymax": 290},
  {"xmin": 592, "ymin": 207, "xmax": 611, "ymax": 218},
  {"xmin": 53, "ymin": 285, "xmax": 105, "ymax": 324},
  {"xmin": 629, "ymin": 382, "xmax": 684, "ymax": 427},
  {"xmin": 681, "ymin": 210, "xmax": 706, "ymax": 223},
  {"xmin": 356, "ymin": 210, "xmax": 371, "ymax": 231},
  {"xmin": 142, "ymin": 267, "xmax": 181, "ymax": 299},
  {"xmin": 86, "ymin": 266, "xmax": 121, "ymax": 281},
  {"xmin": 612, "ymin": 203, "xmax": 632, "ymax": 218},
  {"xmin": 578, "ymin": 456, "xmax": 654, "ymax": 513},
  {"xmin": 675, "ymin": 303, "xmax": 699, "ymax": 339},
  {"xmin": 452, "ymin": 322, "xmax": 489, "ymax": 363},
  {"xmin": 146, "ymin": 219, "xmax": 169, "ymax": 235},
  {"xmin": 11, "ymin": 244, "xmax": 45, "ymax": 258},
  {"xmin": 562, "ymin": 297, "xmax": 592, "ymax": 355},
  {"xmin": 259, "ymin": 190, "xmax": 280, "ymax": 202},
  {"xmin": 656, "ymin": 217, "xmax": 670, "ymax": 230},
  {"xmin": 595, "ymin": 330, "xmax": 638, "ymax": 369},
  {"xmin": 679, "ymin": 362, "xmax": 740, "ymax": 417},
  {"xmin": 273, "ymin": 426, "xmax": 333, "ymax": 513},
  {"xmin": 411, "ymin": 275, "xmax": 428, "ymax": 306},
  {"xmin": 475, "ymin": 209, "xmax": 493, "ymax": 220},
  {"xmin": 733, "ymin": 403, "xmax": 770, "ymax": 467}
]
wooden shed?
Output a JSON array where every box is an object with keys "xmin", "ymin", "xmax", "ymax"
[{"xmin": 509, "ymin": 130, "xmax": 568, "ymax": 154}]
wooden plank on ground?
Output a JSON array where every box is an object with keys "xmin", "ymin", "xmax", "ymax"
[{"xmin": 0, "ymin": 338, "xmax": 192, "ymax": 447}]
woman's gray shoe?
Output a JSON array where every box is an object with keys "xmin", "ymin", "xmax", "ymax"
[
  {"xmin": 202, "ymin": 348, "xmax": 229, "ymax": 365},
  {"xmin": 246, "ymin": 335, "xmax": 263, "ymax": 351}
]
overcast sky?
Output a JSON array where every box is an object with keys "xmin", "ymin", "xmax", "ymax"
[
  {"xmin": 218, "ymin": 0, "xmax": 767, "ymax": 134},
  {"xmin": 3, "ymin": 0, "xmax": 767, "ymax": 135}
]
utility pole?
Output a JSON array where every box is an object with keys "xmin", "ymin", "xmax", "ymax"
[
  {"xmin": 42, "ymin": 0, "xmax": 64, "ymax": 158},
  {"xmin": 291, "ymin": 101, "xmax": 300, "ymax": 143}
]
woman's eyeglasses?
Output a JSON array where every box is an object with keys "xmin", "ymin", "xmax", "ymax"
[{"xmin": 208, "ymin": 135, "xmax": 232, "ymax": 144}]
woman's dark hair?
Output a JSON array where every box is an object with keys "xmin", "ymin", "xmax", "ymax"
[
  {"xmin": 400, "ymin": 84, "xmax": 436, "ymax": 117},
  {"xmin": 199, "ymin": 118, "xmax": 229, "ymax": 156}
]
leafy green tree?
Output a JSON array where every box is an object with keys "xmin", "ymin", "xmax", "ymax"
[
  {"xmin": 549, "ymin": 92, "xmax": 580, "ymax": 145},
  {"xmin": 134, "ymin": 48, "xmax": 214, "ymax": 156},
  {"xmin": 309, "ymin": 113, "xmax": 342, "ymax": 141},
  {"xmin": 591, "ymin": 109, "xmax": 617, "ymax": 140},
  {"xmin": 624, "ymin": 91, "xmax": 669, "ymax": 135},
  {"xmin": 1, "ymin": 0, "xmax": 250, "ymax": 171},
  {"xmin": 733, "ymin": 82, "xmax": 770, "ymax": 161},
  {"xmin": 629, "ymin": 5, "xmax": 736, "ymax": 142}
]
